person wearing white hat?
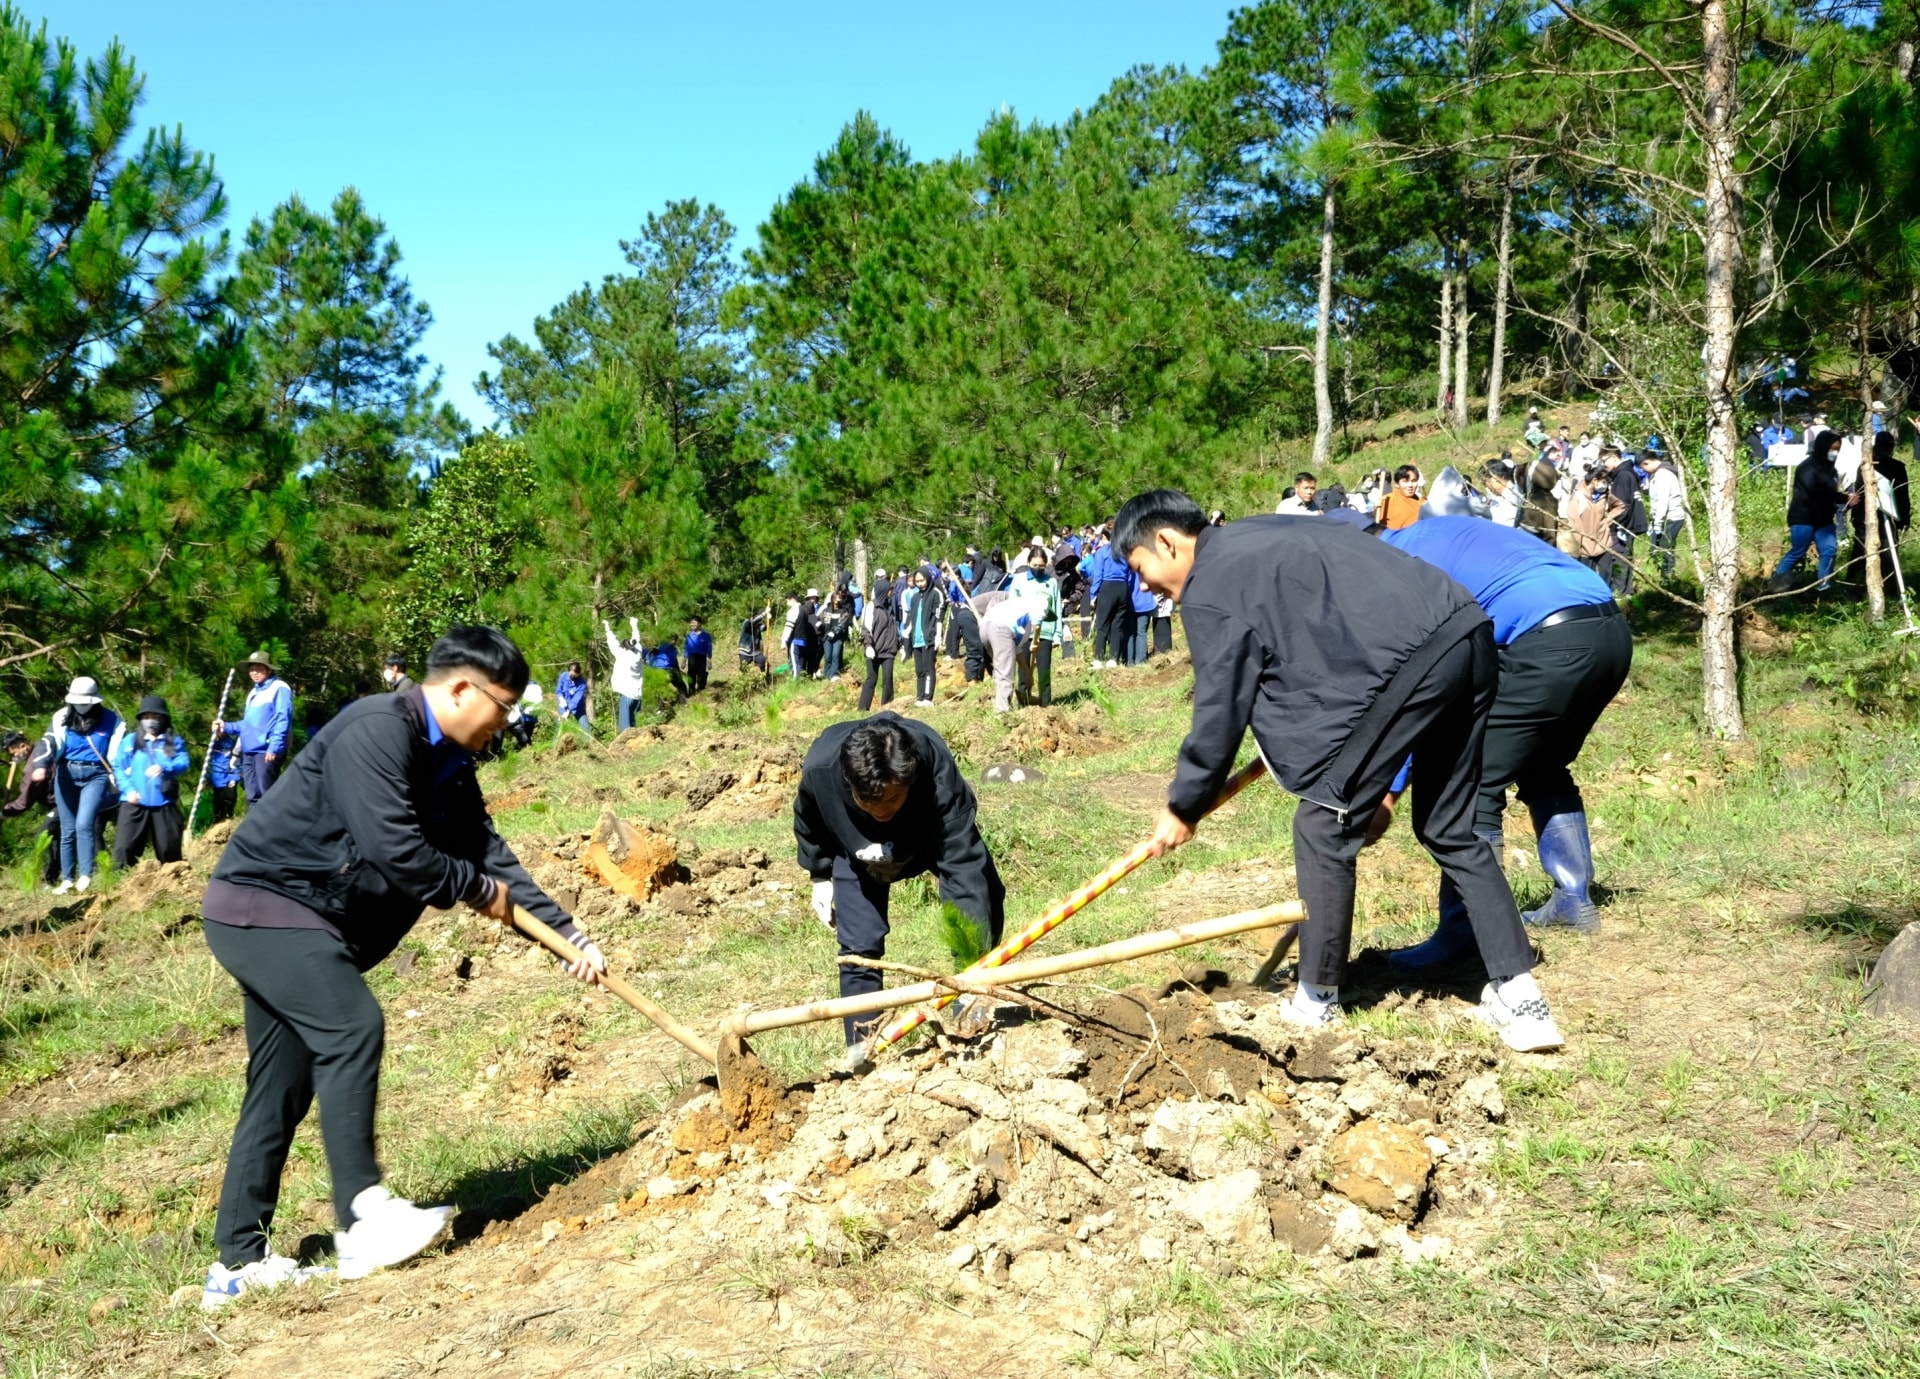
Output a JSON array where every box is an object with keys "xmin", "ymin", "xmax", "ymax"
[{"xmin": 48, "ymin": 676, "xmax": 123, "ymax": 894}]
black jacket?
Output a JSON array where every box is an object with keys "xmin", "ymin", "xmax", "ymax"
[
  {"xmin": 1787, "ymin": 453, "xmax": 1841, "ymax": 527},
  {"xmin": 211, "ymin": 689, "xmax": 575, "ymax": 965},
  {"xmin": 1170, "ymin": 517, "xmax": 1487, "ymax": 820},
  {"xmin": 864, "ymin": 600, "xmax": 900, "ymax": 657},
  {"xmin": 793, "ymin": 712, "xmax": 1000, "ymax": 926}
]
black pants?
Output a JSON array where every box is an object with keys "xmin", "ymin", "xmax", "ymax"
[
  {"xmin": 914, "ymin": 644, "xmax": 938, "ymax": 701},
  {"xmin": 1093, "ymin": 583, "xmax": 1130, "ymax": 661},
  {"xmin": 1476, "ymin": 610, "xmax": 1633, "ymax": 830},
  {"xmin": 241, "ymin": 753, "xmax": 278, "ymax": 804},
  {"xmin": 953, "ymin": 608, "xmax": 985, "ymax": 681},
  {"xmin": 687, "ymin": 654, "xmax": 709, "ymax": 692},
  {"xmin": 113, "ymin": 800, "xmax": 183, "ymax": 867},
  {"xmin": 858, "ymin": 653, "xmax": 895, "ymax": 710},
  {"xmin": 945, "ymin": 613, "xmax": 962, "ymax": 658},
  {"xmin": 1033, "ymin": 639, "xmax": 1054, "ymax": 706},
  {"xmin": 1153, "ymin": 615, "xmax": 1173, "ymax": 655},
  {"xmin": 212, "ymin": 784, "xmax": 238, "ymax": 823},
  {"xmin": 831, "ymin": 850, "xmax": 1006, "ymax": 1045},
  {"xmin": 204, "ymin": 922, "xmax": 385, "ymax": 1265},
  {"xmin": 1291, "ymin": 624, "xmax": 1533, "ymax": 986},
  {"xmin": 665, "ymin": 665, "xmax": 690, "ymax": 699},
  {"xmin": 1600, "ymin": 529, "xmax": 1636, "ymax": 594}
]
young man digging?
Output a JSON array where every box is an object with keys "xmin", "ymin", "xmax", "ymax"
[
  {"xmin": 197, "ymin": 627, "xmax": 606, "ymax": 1308},
  {"xmin": 794, "ymin": 712, "xmax": 1006, "ymax": 1072},
  {"xmin": 1118, "ymin": 489, "xmax": 1563, "ymax": 1053}
]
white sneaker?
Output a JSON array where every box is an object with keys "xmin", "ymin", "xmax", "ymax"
[
  {"xmin": 74, "ymin": 875, "xmax": 91, "ymax": 894},
  {"xmin": 1276, "ymin": 990, "xmax": 1344, "ymax": 1028},
  {"xmin": 201, "ymin": 1252, "xmax": 327, "ymax": 1311},
  {"xmin": 334, "ymin": 1184, "xmax": 453, "ymax": 1280},
  {"xmin": 1476, "ymin": 981, "xmax": 1565, "ymax": 1052},
  {"xmin": 52, "ymin": 879, "xmax": 74, "ymax": 895}
]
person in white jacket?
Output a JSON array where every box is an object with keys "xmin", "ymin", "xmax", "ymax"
[
  {"xmin": 1643, "ymin": 454, "xmax": 1687, "ymax": 578},
  {"xmin": 603, "ymin": 617, "xmax": 646, "ymax": 730}
]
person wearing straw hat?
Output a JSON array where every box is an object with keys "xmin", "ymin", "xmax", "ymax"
[
  {"xmin": 112, "ymin": 695, "xmax": 191, "ymax": 866},
  {"xmin": 216, "ymin": 650, "xmax": 292, "ymax": 804},
  {"xmin": 197, "ymin": 626, "xmax": 605, "ymax": 1308}
]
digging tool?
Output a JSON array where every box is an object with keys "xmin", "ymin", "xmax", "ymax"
[
  {"xmin": 1884, "ymin": 512, "xmax": 1918, "ymax": 638},
  {"xmin": 512, "ymin": 904, "xmax": 718, "ymax": 1067},
  {"xmin": 728, "ymin": 902, "xmax": 1304, "ymax": 1037},
  {"xmin": 1250, "ymin": 922, "xmax": 1303, "ymax": 987},
  {"xmin": 869, "ymin": 756, "xmax": 1271, "ymax": 1052},
  {"xmin": 184, "ymin": 666, "xmax": 237, "ymax": 850},
  {"xmin": 4, "ymin": 758, "xmax": 15, "ymax": 794}
]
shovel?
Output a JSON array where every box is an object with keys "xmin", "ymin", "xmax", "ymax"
[{"xmin": 512, "ymin": 905, "xmax": 717, "ymax": 1067}]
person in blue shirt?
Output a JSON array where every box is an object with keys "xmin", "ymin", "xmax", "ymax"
[
  {"xmin": 646, "ymin": 631, "xmax": 690, "ymax": 701},
  {"xmin": 47, "ymin": 676, "xmax": 123, "ymax": 894},
  {"xmin": 684, "ymin": 618, "xmax": 715, "ymax": 692},
  {"xmin": 1127, "ymin": 565, "xmax": 1158, "ymax": 664},
  {"xmin": 939, "ymin": 563, "xmax": 986, "ymax": 682},
  {"xmin": 554, "ymin": 661, "xmax": 593, "ymax": 735},
  {"xmin": 208, "ymin": 724, "xmax": 243, "ymax": 822},
  {"xmin": 216, "ymin": 650, "xmax": 292, "ymax": 804},
  {"xmin": 1086, "ymin": 536, "xmax": 1133, "ymax": 667},
  {"xmin": 112, "ymin": 694, "xmax": 192, "ymax": 867},
  {"xmin": 1362, "ymin": 504, "xmax": 1633, "ymax": 961}
]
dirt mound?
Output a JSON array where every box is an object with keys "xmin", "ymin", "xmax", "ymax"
[
  {"xmin": 113, "ymin": 859, "xmax": 202, "ymax": 912},
  {"xmin": 186, "ymin": 817, "xmax": 237, "ymax": 861},
  {"xmin": 478, "ymin": 986, "xmax": 1508, "ymax": 1276},
  {"xmin": 697, "ymin": 749, "xmax": 802, "ymax": 820}
]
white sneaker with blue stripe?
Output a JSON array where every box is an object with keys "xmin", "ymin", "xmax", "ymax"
[{"xmin": 201, "ymin": 1252, "xmax": 329, "ymax": 1310}]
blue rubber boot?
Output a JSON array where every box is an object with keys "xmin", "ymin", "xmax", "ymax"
[
  {"xmin": 1389, "ymin": 830, "xmax": 1502, "ymax": 968},
  {"xmin": 1522, "ymin": 798, "xmax": 1601, "ymax": 932}
]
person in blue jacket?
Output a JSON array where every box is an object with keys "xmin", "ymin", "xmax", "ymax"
[
  {"xmin": 48, "ymin": 676, "xmax": 123, "ymax": 894},
  {"xmin": 1127, "ymin": 565, "xmax": 1157, "ymax": 664},
  {"xmin": 217, "ymin": 650, "xmax": 292, "ymax": 804},
  {"xmin": 684, "ymin": 618, "xmax": 714, "ymax": 692},
  {"xmin": 112, "ymin": 694, "xmax": 192, "ymax": 867},
  {"xmin": 208, "ymin": 723, "xmax": 243, "ymax": 823},
  {"xmin": 554, "ymin": 661, "xmax": 593, "ymax": 735},
  {"xmin": 1086, "ymin": 536, "xmax": 1134, "ymax": 668},
  {"xmin": 646, "ymin": 631, "xmax": 690, "ymax": 701},
  {"xmin": 1352, "ymin": 496, "xmax": 1633, "ymax": 960}
]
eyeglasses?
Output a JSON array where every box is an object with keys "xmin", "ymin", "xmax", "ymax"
[{"xmin": 470, "ymin": 682, "xmax": 518, "ymax": 719}]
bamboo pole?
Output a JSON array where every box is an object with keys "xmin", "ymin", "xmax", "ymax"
[
  {"xmin": 512, "ymin": 905, "xmax": 717, "ymax": 1067},
  {"xmin": 184, "ymin": 666, "xmax": 236, "ymax": 849},
  {"xmin": 730, "ymin": 901, "xmax": 1302, "ymax": 1038},
  {"xmin": 871, "ymin": 757, "xmax": 1270, "ymax": 1049}
]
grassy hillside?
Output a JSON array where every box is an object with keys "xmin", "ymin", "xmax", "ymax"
[{"xmin": 2, "ymin": 455, "xmax": 1918, "ymax": 1374}]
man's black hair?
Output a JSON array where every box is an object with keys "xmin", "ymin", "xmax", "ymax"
[
  {"xmin": 1393, "ymin": 464, "xmax": 1421, "ymax": 482},
  {"xmin": 3, "ymin": 730, "xmax": 27, "ymax": 751},
  {"xmin": 424, "ymin": 625, "xmax": 530, "ymax": 695},
  {"xmin": 383, "ymin": 653, "xmax": 406, "ymax": 670},
  {"xmin": 840, "ymin": 717, "xmax": 921, "ymax": 803},
  {"xmin": 1294, "ymin": 471, "xmax": 1316, "ymax": 485},
  {"xmin": 1113, "ymin": 489, "xmax": 1207, "ymax": 560}
]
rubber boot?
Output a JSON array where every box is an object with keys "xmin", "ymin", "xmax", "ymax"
[
  {"xmin": 1522, "ymin": 797, "xmax": 1601, "ymax": 932},
  {"xmin": 1389, "ymin": 830, "xmax": 1502, "ymax": 968}
]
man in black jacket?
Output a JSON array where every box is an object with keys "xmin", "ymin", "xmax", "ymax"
[
  {"xmin": 1118, "ymin": 490, "xmax": 1562, "ymax": 1052},
  {"xmin": 794, "ymin": 713, "xmax": 1005, "ymax": 1065},
  {"xmin": 198, "ymin": 627, "xmax": 605, "ymax": 1308}
]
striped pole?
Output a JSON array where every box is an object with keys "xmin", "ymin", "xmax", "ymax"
[{"xmin": 870, "ymin": 756, "xmax": 1269, "ymax": 1050}]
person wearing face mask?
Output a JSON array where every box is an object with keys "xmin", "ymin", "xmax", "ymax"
[
  {"xmin": 794, "ymin": 713, "xmax": 1006, "ymax": 1070},
  {"xmin": 47, "ymin": 677, "xmax": 123, "ymax": 895},
  {"xmin": 380, "ymin": 655, "xmax": 416, "ymax": 694},
  {"xmin": 112, "ymin": 695, "xmax": 192, "ymax": 867},
  {"xmin": 197, "ymin": 626, "xmax": 604, "ymax": 1308}
]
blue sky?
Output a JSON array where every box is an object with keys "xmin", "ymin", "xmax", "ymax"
[{"xmin": 46, "ymin": 1, "xmax": 1234, "ymax": 425}]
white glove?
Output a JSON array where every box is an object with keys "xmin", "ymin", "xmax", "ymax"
[
  {"xmin": 565, "ymin": 938, "xmax": 607, "ymax": 985},
  {"xmin": 811, "ymin": 880, "xmax": 836, "ymax": 931}
]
